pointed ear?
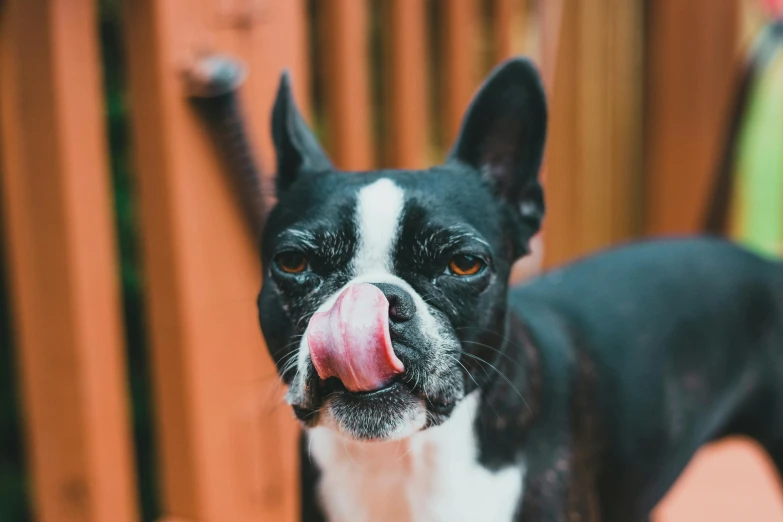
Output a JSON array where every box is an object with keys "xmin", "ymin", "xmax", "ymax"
[
  {"xmin": 271, "ymin": 71, "xmax": 333, "ymax": 193},
  {"xmin": 448, "ymin": 58, "xmax": 547, "ymax": 241}
]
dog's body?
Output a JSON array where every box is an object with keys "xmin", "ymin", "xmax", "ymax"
[
  {"xmin": 298, "ymin": 238, "xmax": 783, "ymax": 522},
  {"xmin": 253, "ymin": 59, "xmax": 783, "ymax": 521}
]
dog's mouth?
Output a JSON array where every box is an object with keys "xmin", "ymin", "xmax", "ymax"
[
  {"xmin": 323, "ymin": 379, "xmax": 427, "ymax": 440},
  {"xmin": 289, "ymin": 350, "xmax": 463, "ymax": 441},
  {"xmin": 283, "ymin": 282, "xmax": 467, "ymax": 440}
]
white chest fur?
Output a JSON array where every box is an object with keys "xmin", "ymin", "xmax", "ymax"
[{"xmin": 308, "ymin": 392, "xmax": 525, "ymax": 522}]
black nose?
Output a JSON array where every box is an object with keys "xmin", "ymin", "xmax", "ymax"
[{"xmin": 371, "ymin": 283, "xmax": 416, "ymax": 323}]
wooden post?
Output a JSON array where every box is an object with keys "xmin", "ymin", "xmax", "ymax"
[
  {"xmin": 122, "ymin": 0, "xmax": 306, "ymax": 520},
  {"xmin": 543, "ymin": 0, "xmax": 645, "ymax": 267},
  {"xmin": 386, "ymin": 0, "xmax": 428, "ymax": 169},
  {"xmin": 441, "ymin": 0, "xmax": 479, "ymax": 146},
  {"xmin": 493, "ymin": 0, "xmax": 515, "ymax": 62},
  {"xmin": 0, "ymin": 1, "xmax": 138, "ymax": 522},
  {"xmin": 321, "ymin": 0, "xmax": 373, "ymax": 170},
  {"xmin": 644, "ymin": 0, "xmax": 741, "ymax": 234}
]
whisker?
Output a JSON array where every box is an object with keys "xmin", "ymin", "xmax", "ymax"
[
  {"xmin": 455, "ymin": 326, "xmax": 528, "ymax": 352},
  {"xmin": 460, "ymin": 352, "xmax": 532, "ymax": 415},
  {"xmin": 459, "ymin": 340, "xmax": 525, "ymax": 369},
  {"xmin": 442, "ymin": 353, "xmax": 481, "ymax": 392},
  {"xmin": 443, "ymin": 353, "xmax": 502, "ymax": 420}
]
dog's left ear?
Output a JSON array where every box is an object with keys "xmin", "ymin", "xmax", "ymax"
[
  {"xmin": 271, "ymin": 71, "xmax": 333, "ymax": 193},
  {"xmin": 448, "ymin": 58, "xmax": 547, "ymax": 247}
]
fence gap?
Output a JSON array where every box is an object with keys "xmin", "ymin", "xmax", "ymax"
[
  {"xmin": 369, "ymin": 0, "xmax": 389, "ymax": 168},
  {"xmin": 97, "ymin": 3, "xmax": 160, "ymax": 521},
  {"xmin": 426, "ymin": 0, "xmax": 446, "ymax": 162},
  {"xmin": 306, "ymin": 0, "xmax": 329, "ymax": 150},
  {"xmin": 0, "ymin": 191, "xmax": 31, "ymax": 522}
]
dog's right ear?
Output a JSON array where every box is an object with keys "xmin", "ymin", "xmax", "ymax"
[
  {"xmin": 447, "ymin": 58, "xmax": 547, "ymax": 251},
  {"xmin": 271, "ymin": 72, "xmax": 333, "ymax": 193}
]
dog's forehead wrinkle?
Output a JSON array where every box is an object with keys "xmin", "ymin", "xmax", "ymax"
[{"xmin": 287, "ymin": 228, "xmax": 316, "ymax": 241}]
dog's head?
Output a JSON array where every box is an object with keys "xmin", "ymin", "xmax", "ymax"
[{"xmin": 258, "ymin": 58, "xmax": 546, "ymax": 441}]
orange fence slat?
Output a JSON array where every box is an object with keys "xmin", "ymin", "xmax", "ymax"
[
  {"xmin": 493, "ymin": 0, "xmax": 514, "ymax": 62},
  {"xmin": 542, "ymin": 1, "xmax": 579, "ymax": 267},
  {"xmin": 0, "ymin": 1, "xmax": 138, "ymax": 522},
  {"xmin": 386, "ymin": 0, "xmax": 428, "ymax": 169},
  {"xmin": 441, "ymin": 0, "xmax": 479, "ymax": 146},
  {"xmin": 322, "ymin": 0, "xmax": 373, "ymax": 170},
  {"xmin": 543, "ymin": 0, "xmax": 645, "ymax": 267},
  {"xmin": 122, "ymin": 0, "xmax": 303, "ymax": 521},
  {"xmin": 644, "ymin": 0, "xmax": 741, "ymax": 235}
]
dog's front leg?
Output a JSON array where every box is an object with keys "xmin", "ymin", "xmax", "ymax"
[
  {"xmin": 517, "ymin": 431, "xmax": 600, "ymax": 522},
  {"xmin": 513, "ymin": 357, "xmax": 601, "ymax": 522}
]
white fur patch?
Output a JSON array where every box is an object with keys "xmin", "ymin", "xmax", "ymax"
[
  {"xmin": 308, "ymin": 391, "xmax": 525, "ymax": 522},
  {"xmin": 353, "ymin": 178, "xmax": 406, "ymax": 275}
]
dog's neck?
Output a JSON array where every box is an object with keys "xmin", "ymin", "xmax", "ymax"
[{"xmin": 307, "ymin": 391, "xmax": 525, "ymax": 522}]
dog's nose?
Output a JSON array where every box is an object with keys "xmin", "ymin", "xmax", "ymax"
[{"xmin": 371, "ymin": 283, "xmax": 416, "ymax": 322}]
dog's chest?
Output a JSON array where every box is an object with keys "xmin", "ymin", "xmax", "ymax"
[{"xmin": 308, "ymin": 393, "xmax": 525, "ymax": 522}]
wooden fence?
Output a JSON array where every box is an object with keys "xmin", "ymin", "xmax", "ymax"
[{"xmin": 1, "ymin": 0, "xmax": 781, "ymax": 521}]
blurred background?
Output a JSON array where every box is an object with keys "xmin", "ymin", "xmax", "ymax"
[{"xmin": 1, "ymin": 0, "xmax": 783, "ymax": 521}]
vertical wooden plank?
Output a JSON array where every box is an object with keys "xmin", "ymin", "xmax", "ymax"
[
  {"xmin": 508, "ymin": 0, "xmax": 543, "ymax": 284},
  {"xmin": 246, "ymin": 0, "xmax": 312, "ymax": 172},
  {"xmin": 0, "ymin": 1, "xmax": 138, "ymax": 522},
  {"xmin": 542, "ymin": 1, "xmax": 579, "ymax": 266},
  {"xmin": 442, "ymin": 0, "xmax": 479, "ymax": 146},
  {"xmin": 644, "ymin": 0, "xmax": 741, "ymax": 235},
  {"xmin": 539, "ymin": 0, "xmax": 563, "ymax": 88},
  {"xmin": 609, "ymin": 0, "xmax": 645, "ymax": 243},
  {"xmin": 386, "ymin": 0, "xmax": 428, "ymax": 169},
  {"xmin": 493, "ymin": 0, "xmax": 514, "ymax": 62},
  {"xmin": 322, "ymin": 0, "xmax": 373, "ymax": 170},
  {"xmin": 542, "ymin": 0, "xmax": 645, "ymax": 267},
  {"xmin": 122, "ymin": 0, "xmax": 304, "ymax": 521},
  {"xmin": 576, "ymin": 1, "xmax": 613, "ymax": 251}
]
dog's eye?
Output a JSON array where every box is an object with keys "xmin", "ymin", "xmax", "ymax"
[
  {"xmin": 275, "ymin": 252, "xmax": 308, "ymax": 274},
  {"xmin": 448, "ymin": 255, "xmax": 485, "ymax": 276}
]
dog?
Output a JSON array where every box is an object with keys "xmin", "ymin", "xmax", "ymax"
[{"xmin": 255, "ymin": 57, "xmax": 783, "ymax": 521}]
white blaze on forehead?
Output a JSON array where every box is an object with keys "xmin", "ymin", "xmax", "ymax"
[{"xmin": 353, "ymin": 178, "xmax": 405, "ymax": 276}]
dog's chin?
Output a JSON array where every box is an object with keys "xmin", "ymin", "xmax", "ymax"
[
  {"xmin": 286, "ymin": 358, "xmax": 466, "ymax": 441},
  {"xmin": 322, "ymin": 382, "xmax": 428, "ymax": 441}
]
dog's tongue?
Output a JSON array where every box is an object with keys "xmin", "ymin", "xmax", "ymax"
[{"xmin": 307, "ymin": 284, "xmax": 404, "ymax": 392}]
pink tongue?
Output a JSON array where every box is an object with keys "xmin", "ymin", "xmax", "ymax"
[{"xmin": 307, "ymin": 284, "xmax": 404, "ymax": 392}]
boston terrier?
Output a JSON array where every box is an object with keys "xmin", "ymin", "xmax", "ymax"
[{"xmin": 255, "ymin": 58, "xmax": 783, "ymax": 521}]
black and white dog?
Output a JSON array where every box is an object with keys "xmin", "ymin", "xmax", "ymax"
[{"xmin": 256, "ymin": 58, "xmax": 783, "ymax": 521}]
